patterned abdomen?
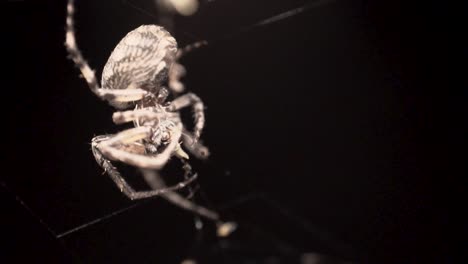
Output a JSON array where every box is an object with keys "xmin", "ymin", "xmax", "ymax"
[{"xmin": 101, "ymin": 25, "xmax": 178, "ymax": 93}]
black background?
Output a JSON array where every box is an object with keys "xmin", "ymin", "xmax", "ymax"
[{"xmin": 2, "ymin": 0, "xmax": 463, "ymax": 263}]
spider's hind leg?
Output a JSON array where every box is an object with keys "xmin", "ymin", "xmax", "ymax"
[{"xmin": 140, "ymin": 166, "xmax": 220, "ymax": 221}]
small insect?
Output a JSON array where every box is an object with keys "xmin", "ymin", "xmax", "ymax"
[{"xmin": 65, "ymin": 0, "xmax": 210, "ymax": 201}]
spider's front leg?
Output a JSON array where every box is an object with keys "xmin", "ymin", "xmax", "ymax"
[
  {"xmin": 66, "ymin": 0, "xmax": 149, "ymax": 109},
  {"xmin": 112, "ymin": 108, "xmax": 164, "ymax": 125},
  {"xmin": 97, "ymin": 125, "xmax": 182, "ymax": 169},
  {"xmin": 91, "ymin": 131, "xmax": 197, "ymax": 200}
]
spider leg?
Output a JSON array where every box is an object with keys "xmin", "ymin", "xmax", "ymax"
[
  {"xmin": 97, "ymin": 88, "xmax": 148, "ymax": 107},
  {"xmin": 141, "ymin": 161, "xmax": 237, "ymax": 236},
  {"xmin": 182, "ymin": 129, "xmax": 210, "ymax": 159},
  {"xmin": 66, "ymin": 0, "xmax": 148, "ymax": 108},
  {"xmin": 112, "ymin": 109, "xmax": 163, "ymax": 125},
  {"xmin": 65, "ymin": 0, "xmax": 100, "ymax": 95},
  {"xmin": 168, "ymin": 40, "xmax": 208, "ymax": 94},
  {"xmin": 112, "ymin": 108, "xmax": 179, "ymax": 125},
  {"xmin": 166, "ymin": 93, "xmax": 205, "ymax": 142},
  {"xmin": 176, "ymin": 40, "xmax": 208, "ymax": 60},
  {"xmin": 92, "ymin": 135, "xmax": 197, "ymax": 200},
  {"xmin": 97, "ymin": 124, "xmax": 182, "ymax": 169},
  {"xmin": 168, "ymin": 62, "xmax": 186, "ymax": 93},
  {"xmin": 141, "ymin": 165, "xmax": 220, "ymax": 221}
]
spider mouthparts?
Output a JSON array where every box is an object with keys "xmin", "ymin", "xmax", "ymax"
[{"xmin": 174, "ymin": 144, "xmax": 189, "ymax": 160}]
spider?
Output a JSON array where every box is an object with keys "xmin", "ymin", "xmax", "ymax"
[{"xmin": 65, "ymin": 0, "xmax": 210, "ymax": 201}]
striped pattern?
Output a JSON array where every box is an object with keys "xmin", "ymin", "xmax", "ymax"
[{"xmin": 101, "ymin": 25, "xmax": 178, "ymax": 94}]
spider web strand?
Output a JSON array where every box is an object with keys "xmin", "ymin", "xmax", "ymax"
[{"xmin": 56, "ymin": 201, "xmax": 146, "ymax": 239}]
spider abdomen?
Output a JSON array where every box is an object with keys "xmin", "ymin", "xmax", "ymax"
[{"xmin": 101, "ymin": 25, "xmax": 178, "ymax": 94}]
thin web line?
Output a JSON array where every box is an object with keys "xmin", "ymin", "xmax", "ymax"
[
  {"xmin": 0, "ymin": 181, "xmax": 80, "ymax": 261},
  {"xmin": 122, "ymin": 0, "xmax": 159, "ymax": 21},
  {"xmin": 123, "ymin": 0, "xmax": 338, "ymax": 42},
  {"xmin": 0, "ymin": 181, "xmax": 57, "ymax": 237},
  {"xmin": 256, "ymin": 0, "xmax": 337, "ymax": 27},
  {"xmin": 56, "ymin": 200, "xmax": 148, "ymax": 239},
  {"xmin": 212, "ymin": 0, "xmax": 338, "ymax": 43}
]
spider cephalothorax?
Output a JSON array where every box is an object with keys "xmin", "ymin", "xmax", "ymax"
[{"xmin": 65, "ymin": 0, "xmax": 209, "ymax": 201}]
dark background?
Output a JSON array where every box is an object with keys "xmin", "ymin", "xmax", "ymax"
[{"xmin": 2, "ymin": 0, "xmax": 463, "ymax": 263}]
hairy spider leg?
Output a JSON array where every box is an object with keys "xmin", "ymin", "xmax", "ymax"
[
  {"xmin": 168, "ymin": 40, "xmax": 208, "ymax": 93},
  {"xmin": 65, "ymin": 0, "xmax": 151, "ymax": 108},
  {"xmin": 111, "ymin": 109, "xmax": 209, "ymax": 159},
  {"xmin": 176, "ymin": 40, "xmax": 208, "ymax": 60},
  {"xmin": 92, "ymin": 135, "xmax": 197, "ymax": 200},
  {"xmin": 97, "ymin": 124, "xmax": 182, "ymax": 169},
  {"xmin": 182, "ymin": 129, "xmax": 210, "ymax": 159},
  {"xmin": 166, "ymin": 93, "xmax": 205, "ymax": 142},
  {"xmin": 168, "ymin": 62, "xmax": 186, "ymax": 93},
  {"xmin": 112, "ymin": 108, "xmax": 177, "ymax": 125},
  {"xmin": 141, "ymin": 168, "xmax": 220, "ymax": 220}
]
